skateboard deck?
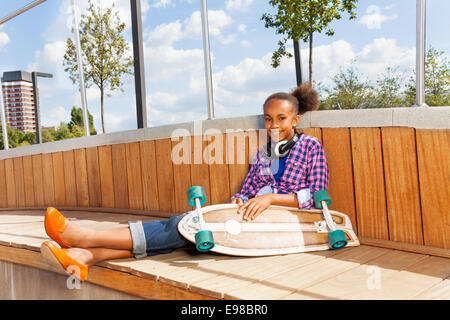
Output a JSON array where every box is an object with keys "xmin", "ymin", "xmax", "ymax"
[{"xmin": 178, "ymin": 204, "xmax": 359, "ymax": 256}]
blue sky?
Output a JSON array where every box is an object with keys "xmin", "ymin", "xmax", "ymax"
[{"xmin": 0, "ymin": 0, "xmax": 448, "ymax": 133}]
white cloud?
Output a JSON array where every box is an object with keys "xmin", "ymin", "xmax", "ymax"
[
  {"xmin": 0, "ymin": 32, "xmax": 10, "ymax": 47},
  {"xmin": 358, "ymin": 5, "xmax": 398, "ymax": 30},
  {"xmin": 151, "ymin": 0, "xmax": 172, "ymax": 8},
  {"xmin": 183, "ymin": 10, "xmax": 232, "ymax": 38},
  {"xmin": 225, "ymin": 0, "xmax": 253, "ymax": 11},
  {"xmin": 240, "ymin": 40, "xmax": 252, "ymax": 47}
]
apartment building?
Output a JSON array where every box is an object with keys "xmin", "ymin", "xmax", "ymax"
[{"xmin": 1, "ymin": 71, "xmax": 36, "ymax": 133}]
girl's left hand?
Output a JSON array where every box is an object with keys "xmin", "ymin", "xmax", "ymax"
[{"xmin": 237, "ymin": 194, "xmax": 273, "ymax": 222}]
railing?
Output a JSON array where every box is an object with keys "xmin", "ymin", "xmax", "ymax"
[{"xmin": 0, "ymin": 107, "xmax": 448, "ymax": 251}]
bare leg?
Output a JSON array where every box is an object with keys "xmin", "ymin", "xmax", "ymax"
[
  {"xmin": 59, "ymin": 221, "xmax": 133, "ymax": 250},
  {"xmin": 67, "ymin": 247, "xmax": 134, "ymax": 267}
]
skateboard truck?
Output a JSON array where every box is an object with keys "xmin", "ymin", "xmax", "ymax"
[
  {"xmin": 313, "ymin": 190, "xmax": 348, "ymax": 250},
  {"xmin": 187, "ymin": 186, "xmax": 215, "ymax": 252}
]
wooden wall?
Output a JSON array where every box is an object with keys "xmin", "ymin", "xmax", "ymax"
[{"xmin": 0, "ymin": 128, "xmax": 448, "ymax": 250}]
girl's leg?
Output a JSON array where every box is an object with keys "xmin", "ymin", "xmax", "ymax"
[{"xmin": 66, "ymin": 247, "xmax": 133, "ymax": 267}]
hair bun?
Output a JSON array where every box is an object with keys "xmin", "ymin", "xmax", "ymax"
[{"xmin": 291, "ymin": 82, "xmax": 320, "ymax": 114}]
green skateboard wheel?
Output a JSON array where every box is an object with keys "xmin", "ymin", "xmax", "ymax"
[
  {"xmin": 188, "ymin": 186, "xmax": 206, "ymax": 207},
  {"xmin": 329, "ymin": 230, "xmax": 348, "ymax": 250},
  {"xmin": 313, "ymin": 190, "xmax": 332, "ymax": 209},
  {"xmin": 195, "ymin": 230, "xmax": 215, "ymax": 252}
]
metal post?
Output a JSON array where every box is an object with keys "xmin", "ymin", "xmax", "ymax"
[
  {"xmin": 414, "ymin": 0, "xmax": 428, "ymax": 107},
  {"xmin": 200, "ymin": 0, "xmax": 215, "ymax": 120},
  {"xmin": 293, "ymin": 40, "xmax": 303, "ymax": 86},
  {"xmin": 130, "ymin": 0, "xmax": 147, "ymax": 129},
  {"xmin": 0, "ymin": 82, "xmax": 8, "ymax": 150},
  {"xmin": 31, "ymin": 73, "xmax": 42, "ymax": 144},
  {"xmin": 71, "ymin": 0, "xmax": 90, "ymax": 135},
  {"xmin": 0, "ymin": 0, "xmax": 47, "ymax": 25}
]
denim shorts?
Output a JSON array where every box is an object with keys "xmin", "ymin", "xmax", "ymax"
[{"xmin": 128, "ymin": 213, "xmax": 192, "ymax": 258}]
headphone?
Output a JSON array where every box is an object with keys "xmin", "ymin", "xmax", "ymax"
[{"xmin": 264, "ymin": 129, "xmax": 301, "ymax": 159}]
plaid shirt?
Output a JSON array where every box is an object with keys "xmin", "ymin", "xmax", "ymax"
[{"xmin": 233, "ymin": 132, "xmax": 329, "ymax": 209}]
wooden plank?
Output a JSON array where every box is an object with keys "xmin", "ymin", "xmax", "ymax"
[
  {"xmin": 381, "ymin": 127, "xmax": 423, "ymax": 245},
  {"xmin": 62, "ymin": 150, "xmax": 77, "ymax": 207},
  {"xmin": 74, "ymin": 149, "xmax": 90, "ymax": 207},
  {"xmin": 125, "ymin": 142, "xmax": 144, "ymax": 210},
  {"xmin": 86, "ymin": 147, "xmax": 102, "ymax": 208},
  {"xmin": 225, "ymin": 245, "xmax": 386, "ymax": 300},
  {"xmin": 227, "ymin": 131, "xmax": 250, "ymax": 198},
  {"xmin": 206, "ymin": 133, "xmax": 230, "ymax": 204},
  {"xmin": 360, "ymin": 237, "xmax": 450, "ymax": 259},
  {"xmin": 301, "ymin": 128, "xmax": 322, "ymax": 144},
  {"xmin": 98, "ymin": 146, "xmax": 115, "ymax": 209},
  {"xmin": 412, "ymin": 278, "xmax": 450, "ymax": 300},
  {"xmin": 22, "ymin": 156, "xmax": 35, "ymax": 207},
  {"xmin": 350, "ymin": 128, "xmax": 389, "ymax": 240},
  {"xmin": 111, "ymin": 144, "xmax": 129, "ymax": 209},
  {"xmin": 41, "ymin": 153, "xmax": 55, "ymax": 206},
  {"xmin": 155, "ymin": 139, "xmax": 175, "ymax": 213},
  {"xmin": 281, "ymin": 249, "xmax": 431, "ymax": 300},
  {"xmin": 32, "ymin": 155, "xmax": 45, "ymax": 207},
  {"xmin": 0, "ymin": 160, "xmax": 7, "ymax": 208},
  {"xmin": 13, "ymin": 157, "xmax": 25, "ymax": 208},
  {"xmin": 416, "ymin": 130, "xmax": 450, "ymax": 249},
  {"xmin": 322, "ymin": 128, "xmax": 357, "ymax": 232},
  {"xmin": 52, "ymin": 152, "xmax": 66, "ymax": 207},
  {"xmin": 190, "ymin": 135, "xmax": 211, "ymax": 206},
  {"xmin": 172, "ymin": 137, "xmax": 192, "ymax": 213},
  {"xmin": 140, "ymin": 140, "xmax": 159, "ymax": 211}
]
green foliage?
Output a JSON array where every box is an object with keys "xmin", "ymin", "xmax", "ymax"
[
  {"xmin": 68, "ymin": 106, "xmax": 97, "ymax": 135},
  {"xmin": 262, "ymin": 0, "xmax": 358, "ymax": 82},
  {"xmin": 63, "ymin": 0, "xmax": 133, "ymax": 134},
  {"xmin": 405, "ymin": 47, "xmax": 450, "ymax": 106}
]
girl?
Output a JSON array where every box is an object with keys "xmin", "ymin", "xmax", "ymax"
[{"xmin": 40, "ymin": 83, "xmax": 329, "ymax": 282}]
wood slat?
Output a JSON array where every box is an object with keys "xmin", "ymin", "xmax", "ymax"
[
  {"xmin": 381, "ymin": 127, "xmax": 423, "ymax": 245},
  {"xmin": 41, "ymin": 153, "xmax": 55, "ymax": 206},
  {"xmin": 111, "ymin": 144, "xmax": 129, "ymax": 209},
  {"xmin": 73, "ymin": 148, "xmax": 90, "ymax": 207},
  {"xmin": 140, "ymin": 140, "xmax": 159, "ymax": 211},
  {"xmin": 126, "ymin": 142, "xmax": 144, "ymax": 210},
  {"xmin": 155, "ymin": 139, "xmax": 175, "ymax": 213},
  {"xmin": 416, "ymin": 130, "xmax": 450, "ymax": 249},
  {"xmin": 31, "ymin": 155, "xmax": 44, "ymax": 207},
  {"xmin": 52, "ymin": 152, "xmax": 66, "ymax": 207},
  {"xmin": 227, "ymin": 131, "xmax": 250, "ymax": 198},
  {"xmin": 22, "ymin": 156, "xmax": 35, "ymax": 207},
  {"xmin": 98, "ymin": 146, "xmax": 115, "ymax": 209},
  {"xmin": 351, "ymin": 128, "xmax": 389, "ymax": 240},
  {"xmin": 322, "ymin": 128, "xmax": 357, "ymax": 232},
  {"xmin": 206, "ymin": 133, "xmax": 230, "ymax": 204},
  {"xmin": 86, "ymin": 147, "xmax": 102, "ymax": 208},
  {"xmin": 190, "ymin": 136, "xmax": 211, "ymax": 206},
  {"xmin": 62, "ymin": 150, "xmax": 77, "ymax": 207},
  {"xmin": 302, "ymin": 128, "xmax": 323, "ymax": 144},
  {"xmin": 172, "ymin": 137, "xmax": 192, "ymax": 213},
  {"xmin": 0, "ymin": 160, "xmax": 7, "ymax": 207},
  {"xmin": 13, "ymin": 157, "xmax": 25, "ymax": 207}
]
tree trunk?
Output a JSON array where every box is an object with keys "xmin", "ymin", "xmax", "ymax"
[
  {"xmin": 309, "ymin": 31, "xmax": 313, "ymax": 84},
  {"xmin": 101, "ymin": 85, "xmax": 105, "ymax": 134}
]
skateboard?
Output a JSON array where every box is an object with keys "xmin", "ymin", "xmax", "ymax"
[{"xmin": 178, "ymin": 186, "xmax": 359, "ymax": 256}]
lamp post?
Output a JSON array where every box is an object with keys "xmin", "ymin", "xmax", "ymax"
[
  {"xmin": 293, "ymin": 40, "xmax": 303, "ymax": 86},
  {"xmin": 32, "ymin": 72, "xmax": 53, "ymax": 144},
  {"xmin": 200, "ymin": 0, "xmax": 215, "ymax": 120},
  {"xmin": 414, "ymin": 0, "xmax": 428, "ymax": 107}
]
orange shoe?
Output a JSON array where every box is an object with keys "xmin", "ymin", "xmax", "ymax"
[
  {"xmin": 40, "ymin": 241, "xmax": 89, "ymax": 282},
  {"xmin": 44, "ymin": 207, "xmax": 71, "ymax": 248}
]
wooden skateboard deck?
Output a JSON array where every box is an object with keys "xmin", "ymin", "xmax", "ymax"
[{"xmin": 178, "ymin": 204, "xmax": 359, "ymax": 256}]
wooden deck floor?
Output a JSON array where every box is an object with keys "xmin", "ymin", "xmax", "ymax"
[{"xmin": 0, "ymin": 209, "xmax": 449, "ymax": 300}]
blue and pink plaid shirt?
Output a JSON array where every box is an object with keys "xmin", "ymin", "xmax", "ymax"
[{"xmin": 233, "ymin": 132, "xmax": 329, "ymax": 209}]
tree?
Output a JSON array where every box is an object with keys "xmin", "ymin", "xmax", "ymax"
[
  {"xmin": 261, "ymin": 0, "xmax": 358, "ymax": 82},
  {"xmin": 405, "ymin": 47, "xmax": 450, "ymax": 106},
  {"xmin": 63, "ymin": 0, "xmax": 133, "ymax": 134},
  {"xmin": 319, "ymin": 63, "xmax": 374, "ymax": 110},
  {"xmin": 372, "ymin": 67, "xmax": 407, "ymax": 108},
  {"xmin": 68, "ymin": 106, "xmax": 97, "ymax": 136}
]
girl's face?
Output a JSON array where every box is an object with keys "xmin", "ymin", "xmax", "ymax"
[{"xmin": 264, "ymin": 99, "xmax": 300, "ymax": 142}]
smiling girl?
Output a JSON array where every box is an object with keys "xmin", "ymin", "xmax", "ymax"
[{"xmin": 40, "ymin": 83, "xmax": 328, "ymax": 282}]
